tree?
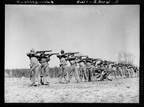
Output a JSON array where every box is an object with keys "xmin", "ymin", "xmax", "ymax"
[{"xmin": 117, "ymin": 51, "xmax": 135, "ymax": 65}]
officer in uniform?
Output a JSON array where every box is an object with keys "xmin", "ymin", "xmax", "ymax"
[
  {"xmin": 26, "ymin": 48, "xmax": 41, "ymax": 86},
  {"xmin": 57, "ymin": 50, "xmax": 69, "ymax": 84}
]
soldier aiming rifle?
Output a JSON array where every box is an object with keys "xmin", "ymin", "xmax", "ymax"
[
  {"xmin": 66, "ymin": 52, "xmax": 80, "ymax": 83},
  {"xmin": 38, "ymin": 52, "xmax": 59, "ymax": 85},
  {"xmin": 26, "ymin": 48, "xmax": 41, "ymax": 86},
  {"xmin": 75, "ymin": 55, "xmax": 89, "ymax": 82},
  {"xmin": 56, "ymin": 50, "xmax": 70, "ymax": 84},
  {"xmin": 82, "ymin": 57, "xmax": 94, "ymax": 82},
  {"xmin": 100, "ymin": 60, "xmax": 112, "ymax": 81}
]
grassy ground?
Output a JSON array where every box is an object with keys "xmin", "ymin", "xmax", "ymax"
[{"xmin": 5, "ymin": 77, "xmax": 139, "ymax": 103}]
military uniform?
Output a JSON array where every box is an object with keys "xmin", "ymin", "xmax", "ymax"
[
  {"xmin": 57, "ymin": 53, "xmax": 69, "ymax": 83},
  {"xmin": 68, "ymin": 56, "xmax": 80, "ymax": 83},
  {"xmin": 40, "ymin": 58, "xmax": 50, "ymax": 85},
  {"xmin": 83, "ymin": 58, "xmax": 94, "ymax": 82},
  {"xmin": 77, "ymin": 60, "xmax": 88, "ymax": 82},
  {"xmin": 27, "ymin": 49, "xmax": 41, "ymax": 86}
]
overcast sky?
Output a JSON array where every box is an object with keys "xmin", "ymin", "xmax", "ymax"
[{"xmin": 5, "ymin": 5, "xmax": 139, "ymax": 69}]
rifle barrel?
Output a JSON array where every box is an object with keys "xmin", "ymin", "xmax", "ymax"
[
  {"xmin": 80, "ymin": 55, "xmax": 88, "ymax": 57},
  {"xmin": 50, "ymin": 53, "xmax": 59, "ymax": 55},
  {"xmin": 65, "ymin": 52, "xmax": 79, "ymax": 55},
  {"xmin": 36, "ymin": 50, "xmax": 52, "ymax": 53},
  {"xmin": 43, "ymin": 53, "xmax": 59, "ymax": 56}
]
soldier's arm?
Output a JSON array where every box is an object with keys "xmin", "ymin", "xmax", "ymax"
[
  {"xmin": 57, "ymin": 55, "xmax": 61, "ymax": 59},
  {"xmin": 46, "ymin": 56, "xmax": 50, "ymax": 62},
  {"xmin": 26, "ymin": 52, "xmax": 31, "ymax": 57}
]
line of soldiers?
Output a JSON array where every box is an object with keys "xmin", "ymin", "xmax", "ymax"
[{"xmin": 27, "ymin": 49, "xmax": 139, "ymax": 86}]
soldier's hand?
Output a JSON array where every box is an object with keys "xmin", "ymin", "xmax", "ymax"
[
  {"xmin": 57, "ymin": 55, "xmax": 60, "ymax": 58},
  {"xmin": 26, "ymin": 52, "xmax": 29, "ymax": 56}
]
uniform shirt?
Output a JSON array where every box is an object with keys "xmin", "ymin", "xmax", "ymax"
[
  {"xmin": 77, "ymin": 59, "xmax": 86, "ymax": 68},
  {"xmin": 84, "ymin": 58, "xmax": 92, "ymax": 68},
  {"xmin": 108, "ymin": 63, "xmax": 113, "ymax": 69},
  {"xmin": 40, "ymin": 58, "xmax": 49, "ymax": 67},
  {"xmin": 30, "ymin": 57, "xmax": 39, "ymax": 67},
  {"xmin": 68, "ymin": 56, "xmax": 76, "ymax": 65},
  {"xmin": 79, "ymin": 62, "xmax": 86, "ymax": 68},
  {"xmin": 58, "ymin": 55, "xmax": 67, "ymax": 66}
]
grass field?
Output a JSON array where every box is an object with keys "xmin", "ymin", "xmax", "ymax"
[{"xmin": 5, "ymin": 77, "xmax": 139, "ymax": 103}]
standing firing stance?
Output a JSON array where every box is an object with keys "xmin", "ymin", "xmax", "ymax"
[
  {"xmin": 76, "ymin": 56, "xmax": 89, "ymax": 82},
  {"xmin": 67, "ymin": 53, "xmax": 80, "ymax": 83},
  {"xmin": 26, "ymin": 48, "xmax": 41, "ymax": 86},
  {"xmin": 57, "ymin": 50, "xmax": 69, "ymax": 84},
  {"xmin": 38, "ymin": 52, "xmax": 59, "ymax": 85}
]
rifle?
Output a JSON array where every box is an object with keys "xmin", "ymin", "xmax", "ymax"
[
  {"xmin": 82, "ymin": 57, "xmax": 93, "ymax": 64},
  {"xmin": 27, "ymin": 53, "xmax": 40, "ymax": 59},
  {"xmin": 56, "ymin": 52, "xmax": 79, "ymax": 60},
  {"xmin": 92, "ymin": 58, "xmax": 102, "ymax": 61},
  {"xmin": 35, "ymin": 50, "xmax": 52, "ymax": 56},
  {"xmin": 43, "ymin": 53, "xmax": 59, "ymax": 57},
  {"xmin": 64, "ymin": 52, "xmax": 79, "ymax": 56},
  {"xmin": 75, "ymin": 55, "xmax": 88, "ymax": 59},
  {"xmin": 82, "ymin": 57, "xmax": 93, "ymax": 61},
  {"xmin": 75, "ymin": 56, "xmax": 88, "ymax": 62}
]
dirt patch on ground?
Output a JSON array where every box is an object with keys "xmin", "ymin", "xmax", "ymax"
[{"xmin": 5, "ymin": 77, "xmax": 139, "ymax": 103}]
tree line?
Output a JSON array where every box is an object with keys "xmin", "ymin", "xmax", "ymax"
[{"xmin": 5, "ymin": 67, "xmax": 70, "ymax": 78}]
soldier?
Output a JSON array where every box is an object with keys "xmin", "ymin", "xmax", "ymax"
[
  {"xmin": 89, "ymin": 59, "xmax": 100, "ymax": 82},
  {"xmin": 92, "ymin": 59, "xmax": 103, "ymax": 81},
  {"xmin": 39, "ymin": 53, "xmax": 59, "ymax": 85},
  {"xmin": 95, "ymin": 61, "xmax": 104, "ymax": 81},
  {"xmin": 116, "ymin": 63, "xmax": 125, "ymax": 78},
  {"xmin": 39, "ymin": 56, "xmax": 50, "ymax": 85},
  {"xmin": 67, "ymin": 53, "xmax": 80, "ymax": 83},
  {"xmin": 122, "ymin": 64, "xmax": 130, "ymax": 78},
  {"xmin": 107, "ymin": 61, "xmax": 118, "ymax": 79},
  {"xmin": 82, "ymin": 57, "xmax": 94, "ymax": 82},
  {"xmin": 57, "ymin": 50, "xmax": 69, "ymax": 84},
  {"xmin": 134, "ymin": 66, "xmax": 139, "ymax": 77},
  {"xmin": 76, "ymin": 56, "xmax": 88, "ymax": 82},
  {"xmin": 95, "ymin": 60, "xmax": 112, "ymax": 81},
  {"xmin": 26, "ymin": 48, "xmax": 41, "ymax": 86},
  {"xmin": 100, "ymin": 61, "xmax": 112, "ymax": 81}
]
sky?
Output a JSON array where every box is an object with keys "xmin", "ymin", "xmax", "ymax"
[{"xmin": 5, "ymin": 5, "xmax": 140, "ymax": 69}]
